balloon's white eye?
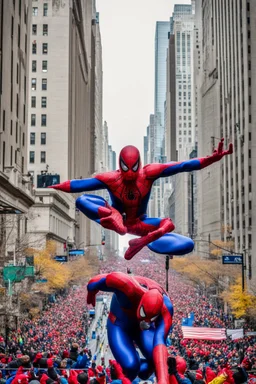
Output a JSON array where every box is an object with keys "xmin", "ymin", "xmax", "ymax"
[
  {"xmin": 151, "ymin": 315, "xmax": 158, "ymax": 322},
  {"xmin": 132, "ymin": 161, "xmax": 139, "ymax": 172},
  {"xmin": 140, "ymin": 306, "xmax": 146, "ymax": 318},
  {"xmin": 121, "ymin": 160, "xmax": 129, "ymax": 172}
]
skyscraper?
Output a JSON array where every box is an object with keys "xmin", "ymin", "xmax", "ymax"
[
  {"xmin": 165, "ymin": 4, "xmax": 195, "ymax": 235},
  {"xmin": 0, "ymin": 0, "xmax": 34, "ymax": 264},
  {"xmin": 27, "ymin": 0, "xmax": 103, "ymax": 249},
  {"xmin": 154, "ymin": 21, "xmax": 170, "ymax": 162},
  {"xmin": 198, "ymin": 0, "xmax": 256, "ymax": 287}
]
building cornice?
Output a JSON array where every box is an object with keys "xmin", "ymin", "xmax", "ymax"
[{"xmin": 0, "ymin": 171, "xmax": 34, "ymax": 209}]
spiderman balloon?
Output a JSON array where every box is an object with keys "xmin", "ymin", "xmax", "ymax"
[
  {"xmin": 50, "ymin": 138, "xmax": 232, "ymax": 260},
  {"xmin": 87, "ymin": 272, "xmax": 173, "ymax": 383}
]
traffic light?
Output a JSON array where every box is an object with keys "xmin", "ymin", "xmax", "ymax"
[{"xmin": 101, "ymin": 240, "xmax": 105, "ymax": 245}]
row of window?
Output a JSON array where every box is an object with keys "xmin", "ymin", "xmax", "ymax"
[
  {"xmin": 179, "ymin": 130, "xmax": 192, "ymax": 135},
  {"xmin": 30, "ymin": 151, "xmax": 46, "ymax": 163},
  {"xmin": 30, "ymin": 132, "xmax": 46, "ymax": 145},
  {"xmin": 31, "ymin": 114, "xmax": 47, "ymax": 126},
  {"xmin": 178, "ymin": 92, "xmax": 191, "ymax": 97},
  {"xmin": 32, "ymin": 24, "xmax": 48, "ymax": 36},
  {"xmin": 32, "ymin": 4, "xmax": 48, "ymax": 17},
  {"xmin": 32, "ymin": 60, "xmax": 48, "ymax": 72},
  {"xmin": 179, "ymin": 137, "xmax": 192, "ymax": 143},
  {"xmin": 32, "ymin": 42, "xmax": 48, "ymax": 54},
  {"xmin": 2, "ymin": 116, "xmax": 25, "ymax": 146},
  {"xmin": 178, "ymin": 101, "xmax": 191, "ymax": 107},
  {"xmin": 179, "ymin": 123, "xmax": 192, "ymax": 128},
  {"xmin": 179, "ymin": 115, "xmax": 192, "ymax": 120},
  {"xmin": 31, "ymin": 96, "xmax": 47, "ymax": 108},
  {"xmin": 32, "ymin": 78, "xmax": 47, "ymax": 90},
  {"xmin": 178, "ymin": 85, "xmax": 191, "ymax": 90}
]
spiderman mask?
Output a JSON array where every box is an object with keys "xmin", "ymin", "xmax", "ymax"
[
  {"xmin": 137, "ymin": 289, "xmax": 163, "ymax": 329},
  {"xmin": 119, "ymin": 145, "xmax": 141, "ymax": 181}
]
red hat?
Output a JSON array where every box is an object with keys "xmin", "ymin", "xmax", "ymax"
[
  {"xmin": 196, "ymin": 369, "xmax": 204, "ymax": 380},
  {"xmin": 62, "ymin": 350, "xmax": 69, "ymax": 358},
  {"xmin": 34, "ymin": 352, "xmax": 43, "ymax": 362}
]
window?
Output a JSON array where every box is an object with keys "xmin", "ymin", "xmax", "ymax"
[
  {"xmin": 32, "ymin": 60, "xmax": 37, "ymax": 72},
  {"xmin": 32, "ymin": 7, "xmax": 38, "ymax": 16},
  {"xmin": 42, "ymin": 43, "xmax": 48, "ymax": 54},
  {"xmin": 43, "ymin": 3, "xmax": 48, "ymax": 16},
  {"xmin": 31, "ymin": 96, "xmax": 36, "ymax": 108},
  {"xmin": 30, "ymin": 132, "xmax": 35, "ymax": 145},
  {"xmin": 41, "ymin": 151, "xmax": 46, "ymax": 163},
  {"xmin": 2, "ymin": 110, "xmax": 5, "ymax": 132},
  {"xmin": 10, "ymin": 146, "xmax": 13, "ymax": 166},
  {"xmin": 32, "ymin": 24, "xmax": 37, "ymax": 35},
  {"xmin": 41, "ymin": 96, "xmax": 47, "ymax": 108},
  {"xmin": 42, "ymin": 78, "xmax": 47, "ymax": 90},
  {"xmin": 31, "ymin": 114, "xmax": 36, "ymax": 126},
  {"xmin": 29, "ymin": 151, "xmax": 35, "ymax": 163},
  {"xmin": 41, "ymin": 132, "xmax": 46, "ymax": 145},
  {"xmin": 43, "ymin": 24, "xmax": 48, "ymax": 36},
  {"xmin": 41, "ymin": 114, "xmax": 47, "ymax": 126},
  {"xmin": 11, "ymin": 16, "xmax": 14, "ymax": 38},
  {"xmin": 31, "ymin": 78, "xmax": 36, "ymax": 90},
  {"xmin": 16, "ymin": 94, "xmax": 19, "ymax": 118},
  {"xmin": 32, "ymin": 42, "xmax": 37, "ymax": 54},
  {"xmin": 42, "ymin": 60, "xmax": 48, "ymax": 72},
  {"xmin": 18, "ymin": 24, "xmax": 20, "ymax": 47},
  {"xmin": 15, "ymin": 122, "xmax": 18, "ymax": 143}
]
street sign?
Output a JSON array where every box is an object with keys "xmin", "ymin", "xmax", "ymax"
[
  {"xmin": 54, "ymin": 255, "xmax": 68, "ymax": 262},
  {"xmin": 222, "ymin": 255, "xmax": 243, "ymax": 264},
  {"xmin": 3, "ymin": 266, "xmax": 34, "ymax": 282},
  {"xmin": 69, "ymin": 249, "xmax": 84, "ymax": 256}
]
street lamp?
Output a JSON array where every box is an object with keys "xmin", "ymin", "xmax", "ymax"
[{"xmin": 165, "ymin": 255, "xmax": 173, "ymax": 292}]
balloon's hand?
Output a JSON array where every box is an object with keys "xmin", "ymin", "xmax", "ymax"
[
  {"xmin": 87, "ymin": 290, "xmax": 98, "ymax": 306},
  {"xmin": 211, "ymin": 138, "xmax": 233, "ymax": 161}
]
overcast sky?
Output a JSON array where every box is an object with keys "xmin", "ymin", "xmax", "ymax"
[{"xmin": 96, "ymin": 0, "xmax": 191, "ymax": 159}]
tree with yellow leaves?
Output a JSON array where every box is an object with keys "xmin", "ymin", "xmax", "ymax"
[
  {"xmin": 67, "ymin": 250, "xmax": 99, "ymax": 284},
  {"xmin": 221, "ymin": 278, "xmax": 256, "ymax": 318},
  {"xmin": 170, "ymin": 255, "xmax": 239, "ymax": 292},
  {"xmin": 209, "ymin": 239, "xmax": 235, "ymax": 258},
  {"xmin": 33, "ymin": 240, "xmax": 71, "ymax": 293}
]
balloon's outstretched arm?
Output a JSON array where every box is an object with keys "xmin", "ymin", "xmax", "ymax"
[
  {"xmin": 48, "ymin": 178, "xmax": 105, "ymax": 193},
  {"xmin": 144, "ymin": 138, "xmax": 233, "ymax": 179}
]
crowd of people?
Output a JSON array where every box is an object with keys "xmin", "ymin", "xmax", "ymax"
[{"xmin": 0, "ymin": 247, "xmax": 254, "ymax": 384}]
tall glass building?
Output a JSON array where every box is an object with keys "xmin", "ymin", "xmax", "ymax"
[{"xmin": 154, "ymin": 22, "xmax": 170, "ymax": 162}]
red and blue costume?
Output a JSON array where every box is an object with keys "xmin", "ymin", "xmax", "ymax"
[
  {"xmin": 87, "ymin": 272, "xmax": 173, "ymax": 383},
  {"xmin": 50, "ymin": 139, "xmax": 232, "ymax": 260}
]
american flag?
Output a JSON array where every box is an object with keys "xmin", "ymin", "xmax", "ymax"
[{"xmin": 182, "ymin": 326, "xmax": 226, "ymax": 340}]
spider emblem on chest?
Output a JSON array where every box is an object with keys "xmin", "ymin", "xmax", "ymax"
[{"xmin": 124, "ymin": 188, "xmax": 139, "ymax": 201}]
